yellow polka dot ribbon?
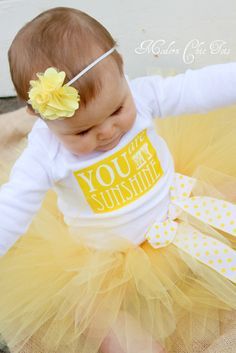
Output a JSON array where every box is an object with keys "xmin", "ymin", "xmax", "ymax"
[{"xmin": 145, "ymin": 172, "xmax": 236, "ymax": 283}]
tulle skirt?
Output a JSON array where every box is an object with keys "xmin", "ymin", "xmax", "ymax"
[{"xmin": 0, "ymin": 107, "xmax": 236, "ymax": 353}]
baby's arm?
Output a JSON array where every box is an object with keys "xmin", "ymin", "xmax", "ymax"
[
  {"xmin": 131, "ymin": 62, "xmax": 236, "ymax": 117},
  {"xmin": 0, "ymin": 140, "xmax": 53, "ymax": 256}
]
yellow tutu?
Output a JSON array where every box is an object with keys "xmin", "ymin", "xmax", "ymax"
[{"xmin": 0, "ymin": 107, "xmax": 236, "ymax": 353}]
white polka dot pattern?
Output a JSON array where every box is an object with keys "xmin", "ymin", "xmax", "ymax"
[
  {"xmin": 145, "ymin": 219, "xmax": 178, "ymax": 247},
  {"xmin": 173, "ymin": 223, "xmax": 236, "ymax": 282},
  {"xmin": 174, "ymin": 196, "xmax": 236, "ymax": 236},
  {"xmin": 168, "ymin": 173, "xmax": 196, "ymax": 220},
  {"xmin": 145, "ymin": 172, "xmax": 236, "ymax": 283}
]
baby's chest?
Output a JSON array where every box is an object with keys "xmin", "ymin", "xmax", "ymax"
[{"xmin": 54, "ymin": 129, "xmax": 165, "ymax": 215}]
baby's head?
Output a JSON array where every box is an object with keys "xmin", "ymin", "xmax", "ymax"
[{"xmin": 8, "ymin": 7, "xmax": 136, "ymax": 155}]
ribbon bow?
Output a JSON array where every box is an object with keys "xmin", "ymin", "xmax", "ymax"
[{"xmin": 145, "ymin": 173, "xmax": 236, "ymax": 283}]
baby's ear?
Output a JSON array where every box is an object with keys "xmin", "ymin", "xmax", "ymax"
[{"xmin": 26, "ymin": 104, "xmax": 38, "ymax": 116}]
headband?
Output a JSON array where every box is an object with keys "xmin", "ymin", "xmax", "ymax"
[{"xmin": 27, "ymin": 46, "xmax": 117, "ymax": 121}]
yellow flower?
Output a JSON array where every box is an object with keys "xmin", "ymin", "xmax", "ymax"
[{"xmin": 28, "ymin": 68, "xmax": 80, "ymax": 120}]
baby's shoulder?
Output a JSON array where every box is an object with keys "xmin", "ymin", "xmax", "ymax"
[
  {"xmin": 28, "ymin": 119, "xmax": 59, "ymax": 159},
  {"xmin": 126, "ymin": 74, "xmax": 161, "ymax": 117}
]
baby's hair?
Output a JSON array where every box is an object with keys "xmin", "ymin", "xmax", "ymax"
[{"xmin": 8, "ymin": 7, "xmax": 124, "ymax": 111}]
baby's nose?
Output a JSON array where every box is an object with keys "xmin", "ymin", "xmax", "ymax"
[{"xmin": 97, "ymin": 120, "xmax": 116, "ymax": 141}]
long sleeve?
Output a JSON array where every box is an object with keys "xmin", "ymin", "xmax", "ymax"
[
  {"xmin": 130, "ymin": 62, "xmax": 236, "ymax": 118},
  {"xmin": 0, "ymin": 139, "xmax": 53, "ymax": 256}
]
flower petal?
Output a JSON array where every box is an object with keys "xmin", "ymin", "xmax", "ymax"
[{"xmin": 28, "ymin": 67, "xmax": 80, "ymax": 120}]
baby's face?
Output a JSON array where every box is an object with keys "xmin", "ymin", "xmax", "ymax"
[{"xmin": 46, "ymin": 69, "xmax": 137, "ymax": 156}]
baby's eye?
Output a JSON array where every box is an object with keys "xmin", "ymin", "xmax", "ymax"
[
  {"xmin": 112, "ymin": 106, "xmax": 123, "ymax": 116},
  {"xmin": 78, "ymin": 128, "xmax": 91, "ymax": 136}
]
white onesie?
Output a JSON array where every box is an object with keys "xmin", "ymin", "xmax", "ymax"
[{"xmin": 1, "ymin": 62, "xmax": 236, "ymax": 255}]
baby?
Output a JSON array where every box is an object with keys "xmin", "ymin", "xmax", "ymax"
[{"xmin": 0, "ymin": 6, "xmax": 236, "ymax": 353}]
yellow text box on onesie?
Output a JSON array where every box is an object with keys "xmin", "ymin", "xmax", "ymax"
[{"xmin": 74, "ymin": 129, "xmax": 163, "ymax": 213}]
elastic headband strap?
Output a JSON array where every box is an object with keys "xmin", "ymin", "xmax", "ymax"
[{"xmin": 66, "ymin": 46, "xmax": 117, "ymax": 86}]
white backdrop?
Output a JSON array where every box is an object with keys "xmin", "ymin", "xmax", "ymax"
[{"xmin": 0, "ymin": 0, "xmax": 236, "ymax": 96}]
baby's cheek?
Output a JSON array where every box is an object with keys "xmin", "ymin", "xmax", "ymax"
[
  {"xmin": 73, "ymin": 137, "xmax": 95, "ymax": 156},
  {"xmin": 125, "ymin": 110, "xmax": 136, "ymax": 131}
]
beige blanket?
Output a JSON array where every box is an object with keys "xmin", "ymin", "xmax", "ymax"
[
  {"xmin": 0, "ymin": 107, "xmax": 235, "ymax": 353},
  {"xmin": 0, "ymin": 107, "xmax": 36, "ymax": 181}
]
